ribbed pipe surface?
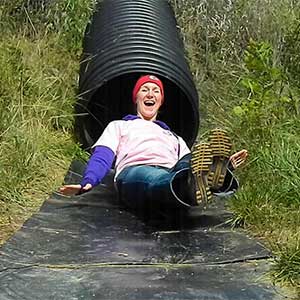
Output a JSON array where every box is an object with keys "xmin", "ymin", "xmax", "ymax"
[{"xmin": 76, "ymin": 0, "xmax": 199, "ymax": 149}]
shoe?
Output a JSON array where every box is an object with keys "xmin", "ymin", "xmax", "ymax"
[
  {"xmin": 207, "ymin": 128, "xmax": 232, "ymax": 192},
  {"xmin": 213, "ymin": 168, "xmax": 239, "ymax": 197},
  {"xmin": 190, "ymin": 142, "xmax": 213, "ymax": 206}
]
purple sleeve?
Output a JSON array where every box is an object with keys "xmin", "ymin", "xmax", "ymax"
[{"xmin": 80, "ymin": 146, "xmax": 115, "ymax": 188}]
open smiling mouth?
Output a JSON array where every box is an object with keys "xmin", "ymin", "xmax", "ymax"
[{"xmin": 144, "ymin": 100, "xmax": 155, "ymax": 106}]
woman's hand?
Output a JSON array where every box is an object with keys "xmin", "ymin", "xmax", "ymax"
[
  {"xmin": 229, "ymin": 149, "xmax": 248, "ymax": 169},
  {"xmin": 59, "ymin": 183, "xmax": 93, "ymax": 196}
]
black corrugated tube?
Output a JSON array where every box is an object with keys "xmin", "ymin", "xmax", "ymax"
[{"xmin": 75, "ymin": 0, "xmax": 199, "ymax": 149}]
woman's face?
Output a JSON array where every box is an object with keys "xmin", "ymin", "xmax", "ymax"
[{"xmin": 135, "ymin": 82, "xmax": 163, "ymax": 121}]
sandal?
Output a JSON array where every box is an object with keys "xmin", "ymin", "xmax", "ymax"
[
  {"xmin": 190, "ymin": 142, "xmax": 213, "ymax": 206},
  {"xmin": 207, "ymin": 129, "xmax": 232, "ymax": 192}
]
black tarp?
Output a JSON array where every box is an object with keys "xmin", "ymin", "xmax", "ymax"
[{"xmin": 0, "ymin": 161, "xmax": 291, "ymax": 300}]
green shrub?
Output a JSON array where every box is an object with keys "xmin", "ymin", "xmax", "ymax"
[
  {"xmin": 171, "ymin": 0, "xmax": 300, "ymax": 131},
  {"xmin": 231, "ymin": 40, "xmax": 299, "ymax": 143},
  {"xmin": 228, "ymin": 40, "xmax": 300, "ymax": 289}
]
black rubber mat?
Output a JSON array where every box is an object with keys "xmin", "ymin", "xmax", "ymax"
[
  {"xmin": 0, "ymin": 161, "xmax": 290, "ymax": 300},
  {"xmin": 1, "ymin": 262, "xmax": 280, "ymax": 300}
]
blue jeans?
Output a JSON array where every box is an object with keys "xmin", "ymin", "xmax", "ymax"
[
  {"xmin": 116, "ymin": 154, "xmax": 239, "ymax": 216},
  {"xmin": 116, "ymin": 154, "xmax": 194, "ymax": 215}
]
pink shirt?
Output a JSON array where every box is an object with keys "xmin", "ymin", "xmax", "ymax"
[{"xmin": 93, "ymin": 118, "xmax": 191, "ymax": 178}]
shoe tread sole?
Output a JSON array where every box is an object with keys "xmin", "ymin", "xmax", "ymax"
[
  {"xmin": 208, "ymin": 129, "xmax": 232, "ymax": 190},
  {"xmin": 191, "ymin": 143, "xmax": 213, "ymax": 206}
]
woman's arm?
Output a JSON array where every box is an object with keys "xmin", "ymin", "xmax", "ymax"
[
  {"xmin": 59, "ymin": 121, "xmax": 121, "ymax": 196},
  {"xmin": 59, "ymin": 146, "xmax": 115, "ymax": 196},
  {"xmin": 80, "ymin": 146, "xmax": 115, "ymax": 187}
]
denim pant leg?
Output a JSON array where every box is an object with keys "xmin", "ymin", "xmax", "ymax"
[
  {"xmin": 116, "ymin": 164, "xmax": 193, "ymax": 215},
  {"xmin": 116, "ymin": 165, "xmax": 172, "ymax": 211},
  {"xmin": 172, "ymin": 153, "xmax": 191, "ymax": 172}
]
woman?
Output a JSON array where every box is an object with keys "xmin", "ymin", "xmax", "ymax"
[{"xmin": 60, "ymin": 75, "xmax": 248, "ymax": 213}]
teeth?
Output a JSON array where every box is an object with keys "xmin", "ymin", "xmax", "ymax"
[{"xmin": 144, "ymin": 100, "xmax": 155, "ymax": 106}]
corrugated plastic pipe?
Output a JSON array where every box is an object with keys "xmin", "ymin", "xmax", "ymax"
[{"xmin": 75, "ymin": 0, "xmax": 199, "ymax": 149}]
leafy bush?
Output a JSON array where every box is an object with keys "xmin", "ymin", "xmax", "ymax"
[
  {"xmin": 172, "ymin": 0, "xmax": 300, "ymax": 289},
  {"xmin": 232, "ymin": 40, "xmax": 299, "ymax": 142},
  {"xmin": 229, "ymin": 40, "xmax": 300, "ymax": 289}
]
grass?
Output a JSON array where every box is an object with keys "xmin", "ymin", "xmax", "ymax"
[
  {"xmin": 173, "ymin": 0, "xmax": 300, "ymax": 292},
  {"xmin": 0, "ymin": 0, "xmax": 299, "ymax": 293},
  {"xmin": 0, "ymin": 0, "xmax": 95, "ymax": 243},
  {"xmin": 228, "ymin": 126, "xmax": 300, "ymax": 289}
]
